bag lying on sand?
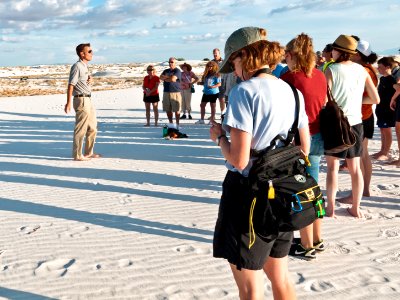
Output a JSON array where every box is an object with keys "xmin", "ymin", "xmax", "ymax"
[{"xmin": 162, "ymin": 125, "xmax": 188, "ymax": 139}]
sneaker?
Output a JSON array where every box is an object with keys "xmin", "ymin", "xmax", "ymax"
[
  {"xmin": 188, "ymin": 114, "xmax": 192, "ymax": 119},
  {"xmin": 180, "ymin": 114, "xmax": 187, "ymax": 119},
  {"xmin": 290, "ymin": 243, "xmax": 316, "ymax": 261},
  {"xmin": 313, "ymin": 239, "xmax": 325, "ymax": 252},
  {"xmin": 195, "ymin": 119, "xmax": 205, "ymax": 124}
]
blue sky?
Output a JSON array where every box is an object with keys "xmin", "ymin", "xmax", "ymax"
[{"xmin": 0, "ymin": 0, "xmax": 399, "ymax": 67}]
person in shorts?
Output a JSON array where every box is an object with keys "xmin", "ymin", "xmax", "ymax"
[
  {"xmin": 195, "ymin": 61, "xmax": 221, "ymax": 124},
  {"xmin": 324, "ymin": 35, "xmax": 379, "ymax": 218},
  {"xmin": 142, "ymin": 65, "xmax": 160, "ymax": 126},
  {"xmin": 160, "ymin": 57, "xmax": 182, "ymax": 127},
  {"xmin": 209, "ymin": 26, "xmax": 311, "ymax": 299}
]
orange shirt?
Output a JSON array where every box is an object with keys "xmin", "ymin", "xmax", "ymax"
[{"xmin": 361, "ymin": 64, "xmax": 378, "ymax": 120}]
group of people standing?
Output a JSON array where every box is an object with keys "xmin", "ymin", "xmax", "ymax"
[
  {"xmin": 208, "ymin": 27, "xmax": 399, "ymax": 299},
  {"xmin": 64, "ymin": 33, "xmax": 399, "ymax": 299},
  {"xmin": 141, "ymin": 49, "xmax": 238, "ymax": 128}
]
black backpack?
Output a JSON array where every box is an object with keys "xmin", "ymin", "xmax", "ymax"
[{"xmin": 247, "ymin": 84, "xmax": 325, "ymax": 248}]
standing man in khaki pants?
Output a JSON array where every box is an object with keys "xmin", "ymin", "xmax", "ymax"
[{"xmin": 64, "ymin": 43, "xmax": 100, "ymax": 161}]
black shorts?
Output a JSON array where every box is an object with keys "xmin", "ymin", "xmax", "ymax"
[
  {"xmin": 327, "ymin": 123, "xmax": 363, "ymax": 159},
  {"xmin": 213, "ymin": 171, "xmax": 293, "ymax": 270},
  {"xmin": 201, "ymin": 93, "xmax": 219, "ymax": 103},
  {"xmin": 362, "ymin": 114, "xmax": 374, "ymax": 139},
  {"xmin": 143, "ymin": 94, "xmax": 160, "ymax": 103}
]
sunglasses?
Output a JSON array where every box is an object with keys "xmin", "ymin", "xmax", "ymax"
[
  {"xmin": 147, "ymin": 69, "xmax": 154, "ymax": 72},
  {"xmin": 168, "ymin": 61, "xmax": 174, "ymax": 63},
  {"xmin": 88, "ymin": 50, "xmax": 93, "ymax": 54}
]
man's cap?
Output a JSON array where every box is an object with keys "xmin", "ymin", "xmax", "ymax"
[{"xmin": 357, "ymin": 40, "xmax": 372, "ymax": 56}]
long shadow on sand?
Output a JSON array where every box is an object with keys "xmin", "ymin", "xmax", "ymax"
[
  {"xmin": 0, "ymin": 173, "xmax": 219, "ymax": 205},
  {"xmin": 0, "ymin": 115, "xmax": 224, "ymax": 165},
  {"xmin": 0, "ymin": 161, "xmax": 222, "ymax": 192},
  {"xmin": 0, "ymin": 287, "xmax": 57, "ymax": 300},
  {"xmin": 0, "ymin": 198, "xmax": 213, "ymax": 243}
]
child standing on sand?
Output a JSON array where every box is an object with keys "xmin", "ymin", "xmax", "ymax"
[{"xmin": 195, "ymin": 61, "xmax": 221, "ymax": 124}]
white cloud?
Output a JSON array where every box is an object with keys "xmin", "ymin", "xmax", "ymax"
[
  {"xmin": 0, "ymin": 36, "xmax": 22, "ymax": 43},
  {"xmin": 90, "ymin": 29, "xmax": 150, "ymax": 38},
  {"xmin": 153, "ymin": 20, "xmax": 185, "ymax": 29},
  {"xmin": 182, "ymin": 33, "xmax": 227, "ymax": 42}
]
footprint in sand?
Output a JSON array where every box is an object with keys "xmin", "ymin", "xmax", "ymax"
[
  {"xmin": 163, "ymin": 285, "xmax": 192, "ymax": 300},
  {"xmin": 330, "ymin": 241, "xmax": 373, "ymax": 255},
  {"xmin": 174, "ymin": 245, "xmax": 211, "ymax": 255},
  {"xmin": 34, "ymin": 258, "xmax": 76, "ymax": 277},
  {"xmin": 18, "ymin": 225, "xmax": 40, "ymax": 235},
  {"xmin": 375, "ymin": 252, "xmax": 400, "ymax": 264},
  {"xmin": 379, "ymin": 227, "xmax": 400, "ymax": 239},
  {"xmin": 117, "ymin": 259, "xmax": 133, "ymax": 268},
  {"xmin": 376, "ymin": 184, "xmax": 400, "ymax": 191},
  {"xmin": 206, "ymin": 287, "xmax": 229, "ymax": 298},
  {"xmin": 119, "ymin": 194, "xmax": 133, "ymax": 205},
  {"xmin": 304, "ymin": 280, "xmax": 335, "ymax": 292},
  {"xmin": 61, "ymin": 225, "xmax": 89, "ymax": 238}
]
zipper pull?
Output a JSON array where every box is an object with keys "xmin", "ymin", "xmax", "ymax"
[{"xmin": 268, "ymin": 180, "xmax": 275, "ymax": 200}]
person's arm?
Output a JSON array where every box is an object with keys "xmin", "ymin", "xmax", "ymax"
[
  {"xmin": 324, "ymin": 67, "xmax": 333, "ymax": 89},
  {"xmin": 210, "ymin": 121, "xmax": 252, "ymax": 171},
  {"xmin": 149, "ymin": 81, "xmax": 160, "ymax": 94},
  {"xmin": 390, "ymin": 83, "xmax": 400, "ymax": 110},
  {"xmin": 298, "ymin": 127, "xmax": 310, "ymax": 157},
  {"xmin": 191, "ymin": 72, "xmax": 199, "ymax": 84},
  {"xmin": 362, "ymin": 74, "xmax": 380, "ymax": 104},
  {"xmin": 64, "ymin": 84, "xmax": 74, "ymax": 114}
]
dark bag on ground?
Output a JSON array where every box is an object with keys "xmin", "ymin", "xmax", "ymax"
[
  {"xmin": 162, "ymin": 126, "xmax": 188, "ymax": 138},
  {"xmin": 319, "ymin": 86, "xmax": 356, "ymax": 154},
  {"xmin": 247, "ymin": 84, "xmax": 325, "ymax": 249}
]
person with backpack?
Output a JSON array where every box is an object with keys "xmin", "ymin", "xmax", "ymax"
[
  {"xmin": 324, "ymin": 35, "xmax": 380, "ymax": 218},
  {"xmin": 281, "ymin": 33, "xmax": 327, "ymax": 260},
  {"xmin": 209, "ymin": 26, "xmax": 310, "ymax": 300}
]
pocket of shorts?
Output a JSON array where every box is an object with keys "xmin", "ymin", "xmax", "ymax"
[{"xmin": 73, "ymin": 98, "xmax": 84, "ymax": 111}]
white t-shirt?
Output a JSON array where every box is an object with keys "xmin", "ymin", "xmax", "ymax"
[
  {"xmin": 223, "ymin": 77, "xmax": 308, "ymax": 176},
  {"xmin": 328, "ymin": 62, "xmax": 367, "ymax": 126}
]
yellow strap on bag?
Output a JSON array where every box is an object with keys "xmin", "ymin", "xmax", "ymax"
[{"xmin": 248, "ymin": 197, "xmax": 257, "ymax": 249}]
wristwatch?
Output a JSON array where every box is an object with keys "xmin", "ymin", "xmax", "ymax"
[{"xmin": 217, "ymin": 134, "xmax": 226, "ymax": 146}]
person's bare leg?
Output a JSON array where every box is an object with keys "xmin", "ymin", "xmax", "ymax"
[
  {"xmin": 299, "ymin": 224, "xmax": 313, "ymax": 249},
  {"xmin": 346, "ymin": 157, "xmax": 364, "ymax": 218},
  {"xmin": 175, "ymin": 111, "xmax": 180, "ymax": 126},
  {"xmin": 219, "ymin": 97, "xmax": 226, "ymax": 115},
  {"xmin": 210, "ymin": 102, "xmax": 216, "ymax": 122},
  {"xmin": 230, "ymin": 264, "xmax": 264, "ymax": 300},
  {"xmin": 263, "ymin": 256, "xmax": 296, "ymax": 300},
  {"xmin": 361, "ymin": 138, "xmax": 372, "ymax": 197},
  {"xmin": 153, "ymin": 102, "xmax": 159, "ymax": 126},
  {"xmin": 395, "ymin": 122, "xmax": 400, "ymax": 167},
  {"xmin": 376, "ymin": 128, "xmax": 392, "ymax": 160},
  {"xmin": 313, "ymin": 218, "xmax": 322, "ymax": 243},
  {"xmin": 372, "ymin": 128, "xmax": 385, "ymax": 158},
  {"xmin": 166, "ymin": 111, "xmax": 173, "ymax": 123},
  {"xmin": 200, "ymin": 102, "xmax": 206, "ymax": 120},
  {"xmin": 145, "ymin": 102, "xmax": 150, "ymax": 126},
  {"xmin": 325, "ymin": 156, "xmax": 339, "ymax": 217}
]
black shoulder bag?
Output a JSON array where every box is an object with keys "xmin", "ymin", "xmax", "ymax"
[{"xmin": 247, "ymin": 84, "xmax": 325, "ymax": 249}]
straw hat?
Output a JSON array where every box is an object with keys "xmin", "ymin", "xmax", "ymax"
[
  {"xmin": 179, "ymin": 62, "xmax": 192, "ymax": 71},
  {"xmin": 219, "ymin": 27, "xmax": 267, "ymax": 73},
  {"xmin": 332, "ymin": 35, "xmax": 357, "ymax": 54}
]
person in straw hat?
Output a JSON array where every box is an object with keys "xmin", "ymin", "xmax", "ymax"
[
  {"xmin": 209, "ymin": 26, "xmax": 311, "ymax": 299},
  {"xmin": 324, "ymin": 35, "xmax": 379, "ymax": 218}
]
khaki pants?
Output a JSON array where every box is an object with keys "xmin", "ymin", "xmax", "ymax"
[
  {"xmin": 72, "ymin": 96, "xmax": 97, "ymax": 160},
  {"xmin": 180, "ymin": 88, "xmax": 192, "ymax": 113}
]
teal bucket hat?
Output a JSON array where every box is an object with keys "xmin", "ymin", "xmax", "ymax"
[{"xmin": 219, "ymin": 27, "xmax": 267, "ymax": 73}]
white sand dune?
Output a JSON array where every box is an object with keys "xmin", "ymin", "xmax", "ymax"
[{"xmin": 0, "ymin": 87, "xmax": 399, "ymax": 299}]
